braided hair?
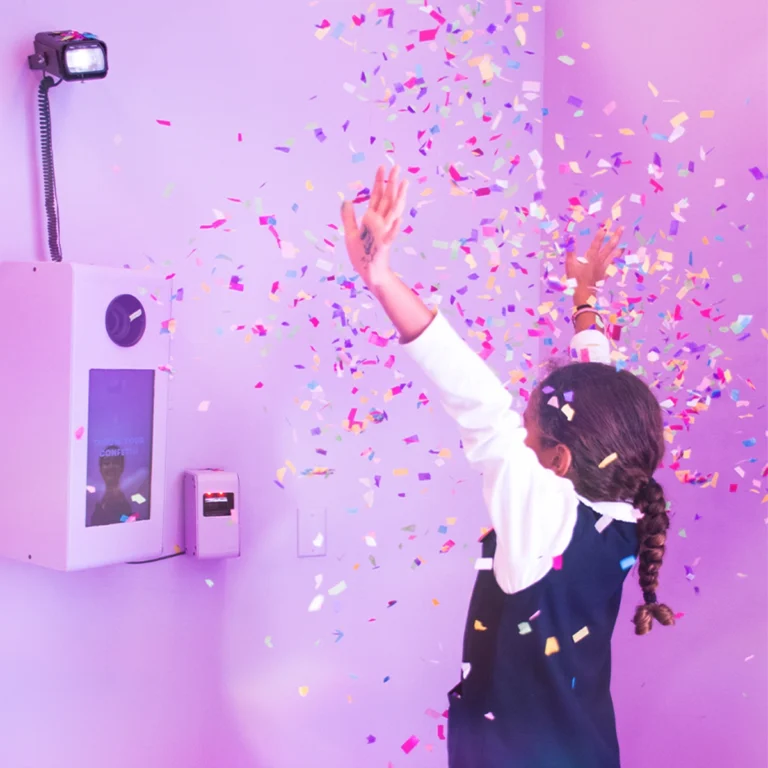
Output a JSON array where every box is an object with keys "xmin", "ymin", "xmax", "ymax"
[{"xmin": 534, "ymin": 362, "xmax": 675, "ymax": 636}]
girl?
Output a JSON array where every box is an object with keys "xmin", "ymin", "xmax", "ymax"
[{"xmin": 341, "ymin": 166, "xmax": 675, "ymax": 767}]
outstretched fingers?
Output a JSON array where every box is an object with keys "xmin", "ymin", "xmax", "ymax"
[
  {"xmin": 379, "ymin": 165, "xmax": 400, "ymax": 220},
  {"xmin": 369, "ymin": 166, "xmax": 386, "ymax": 213}
]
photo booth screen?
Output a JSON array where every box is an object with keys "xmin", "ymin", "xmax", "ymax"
[{"xmin": 85, "ymin": 369, "xmax": 155, "ymax": 527}]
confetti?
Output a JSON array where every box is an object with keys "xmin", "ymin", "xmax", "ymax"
[
  {"xmin": 572, "ymin": 626, "xmax": 590, "ymax": 643},
  {"xmin": 598, "ymin": 452, "xmax": 618, "ymax": 469},
  {"xmin": 620, "ymin": 556, "xmax": 636, "ymax": 571},
  {"xmin": 545, "ymin": 637, "xmax": 560, "ymax": 656}
]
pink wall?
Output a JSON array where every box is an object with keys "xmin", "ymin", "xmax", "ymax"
[
  {"xmin": 1, "ymin": 2, "xmax": 543, "ymax": 767},
  {"xmin": 543, "ymin": 2, "xmax": 767, "ymax": 767},
  {"xmin": 0, "ymin": 2, "xmax": 764, "ymax": 767}
]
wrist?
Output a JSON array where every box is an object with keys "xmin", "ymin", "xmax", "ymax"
[
  {"xmin": 367, "ymin": 267, "xmax": 398, "ymax": 295},
  {"xmin": 573, "ymin": 287, "xmax": 596, "ymax": 307}
]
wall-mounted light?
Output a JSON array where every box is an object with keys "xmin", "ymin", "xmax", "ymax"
[
  {"xmin": 27, "ymin": 31, "xmax": 108, "ymax": 262},
  {"xmin": 28, "ymin": 31, "xmax": 108, "ymax": 82}
]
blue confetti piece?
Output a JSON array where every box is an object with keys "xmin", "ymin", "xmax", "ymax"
[{"xmin": 620, "ymin": 555, "xmax": 636, "ymax": 571}]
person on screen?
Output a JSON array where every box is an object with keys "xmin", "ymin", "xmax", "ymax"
[{"xmin": 91, "ymin": 446, "xmax": 133, "ymax": 526}]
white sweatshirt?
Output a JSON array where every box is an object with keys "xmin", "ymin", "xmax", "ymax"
[{"xmin": 402, "ymin": 313, "xmax": 639, "ymax": 595}]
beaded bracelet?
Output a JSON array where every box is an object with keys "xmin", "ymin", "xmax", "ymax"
[{"xmin": 573, "ymin": 307, "xmax": 603, "ymax": 322}]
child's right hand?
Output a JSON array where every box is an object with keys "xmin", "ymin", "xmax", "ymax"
[{"xmin": 341, "ymin": 165, "xmax": 408, "ymax": 288}]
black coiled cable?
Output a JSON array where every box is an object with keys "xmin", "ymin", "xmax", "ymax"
[{"xmin": 38, "ymin": 75, "xmax": 63, "ymax": 262}]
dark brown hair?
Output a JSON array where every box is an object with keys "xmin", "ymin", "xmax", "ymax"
[{"xmin": 534, "ymin": 362, "xmax": 675, "ymax": 635}]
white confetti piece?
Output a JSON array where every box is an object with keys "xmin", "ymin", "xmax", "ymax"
[
  {"xmin": 328, "ymin": 580, "xmax": 347, "ymax": 596},
  {"xmin": 573, "ymin": 626, "xmax": 590, "ymax": 643}
]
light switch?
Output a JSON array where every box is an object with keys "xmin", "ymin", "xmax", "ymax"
[{"xmin": 297, "ymin": 507, "xmax": 327, "ymax": 557}]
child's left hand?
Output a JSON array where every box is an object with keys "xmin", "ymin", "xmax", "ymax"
[
  {"xmin": 566, "ymin": 221, "xmax": 625, "ymax": 294},
  {"xmin": 341, "ymin": 165, "xmax": 408, "ymax": 288}
]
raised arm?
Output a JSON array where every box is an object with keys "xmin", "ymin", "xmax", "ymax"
[
  {"xmin": 341, "ymin": 166, "xmax": 516, "ymax": 468},
  {"xmin": 566, "ymin": 223, "xmax": 624, "ymax": 364}
]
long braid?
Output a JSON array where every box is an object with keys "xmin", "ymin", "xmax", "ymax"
[{"xmin": 632, "ymin": 478, "xmax": 676, "ymax": 635}]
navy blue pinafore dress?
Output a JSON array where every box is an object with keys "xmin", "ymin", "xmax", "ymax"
[{"xmin": 447, "ymin": 502, "xmax": 638, "ymax": 768}]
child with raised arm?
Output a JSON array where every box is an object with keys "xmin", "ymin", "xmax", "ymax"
[{"xmin": 341, "ymin": 167, "xmax": 675, "ymax": 768}]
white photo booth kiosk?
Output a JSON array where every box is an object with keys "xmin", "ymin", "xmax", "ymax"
[{"xmin": 0, "ymin": 262, "xmax": 170, "ymax": 569}]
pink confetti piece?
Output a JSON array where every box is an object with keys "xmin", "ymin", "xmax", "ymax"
[
  {"xmin": 401, "ymin": 735, "xmax": 420, "ymax": 754},
  {"xmin": 552, "ymin": 554, "xmax": 563, "ymax": 570},
  {"xmin": 156, "ymin": 119, "xmax": 171, "ymax": 126},
  {"xmin": 368, "ymin": 331, "xmax": 390, "ymax": 347},
  {"xmin": 200, "ymin": 218, "xmax": 227, "ymax": 230},
  {"xmin": 74, "ymin": 426, "xmax": 85, "ymax": 440}
]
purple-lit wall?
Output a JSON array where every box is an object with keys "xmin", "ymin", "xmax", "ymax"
[
  {"xmin": 543, "ymin": 3, "xmax": 767, "ymax": 768},
  {"xmin": 0, "ymin": 1, "xmax": 764, "ymax": 767}
]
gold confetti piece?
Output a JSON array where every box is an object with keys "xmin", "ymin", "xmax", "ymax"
[
  {"xmin": 393, "ymin": 468, "xmax": 409, "ymax": 477},
  {"xmin": 555, "ymin": 133, "xmax": 565, "ymax": 150},
  {"xmin": 648, "ymin": 81, "xmax": 659, "ymax": 97},
  {"xmin": 431, "ymin": 598, "xmax": 440, "ymax": 606},
  {"xmin": 305, "ymin": 180, "xmax": 314, "ymax": 191},
  {"xmin": 670, "ymin": 112, "xmax": 689, "ymax": 128},
  {"xmin": 598, "ymin": 452, "xmax": 618, "ymax": 469},
  {"xmin": 298, "ymin": 686, "xmax": 309, "ymax": 697},
  {"xmin": 700, "ymin": 110, "xmax": 715, "ymax": 118},
  {"xmin": 474, "ymin": 619, "xmax": 488, "ymax": 631},
  {"xmin": 545, "ymin": 636, "xmax": 560, "ymax": 656},
  {"xmin": 561, "ymin": 403, "xmax": 575, "ymax": 422},
  {"xmin": 618, "ymin": 128, "xmax": 635, "ymax": 136},
  {"xmin": 573, "ymin": 626, "xmax": 590, "ymax": 643}
]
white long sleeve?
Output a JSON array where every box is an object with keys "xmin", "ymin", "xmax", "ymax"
[
  {"xmin": 569, "ymin": 328, "xmax": 611, "ymax": 364},
  {"xmin": 402, "ymin": 313, "xmax": 629, "ymax": 594}
]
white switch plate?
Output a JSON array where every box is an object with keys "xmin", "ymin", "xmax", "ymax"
[{"xmin": 297, "ymin": 507, "xmax": 327, "ymax": 558}]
